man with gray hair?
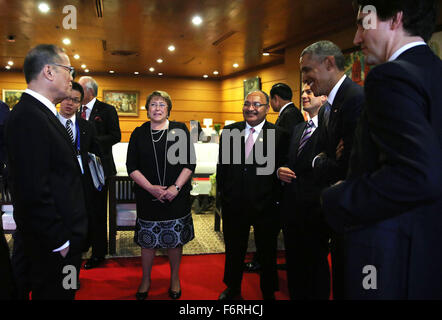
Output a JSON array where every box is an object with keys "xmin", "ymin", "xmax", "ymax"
[
  {"xmin": 79, "ymin": 76, "xmax": 121, "ymax": 269},
  {"xmin": 300, "ymin": 40, "xmax": 364, "ymax": 299},
  {"xmin": 5, "ymin": 44, "xmax": 87, "ymax": 299}
]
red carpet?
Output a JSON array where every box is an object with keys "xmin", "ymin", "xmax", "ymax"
[{"xmin": 75, "ymin": 252, "xmax": 290, "ymax": 300}]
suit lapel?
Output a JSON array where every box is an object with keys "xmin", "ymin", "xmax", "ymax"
[
  {"xmin": 33, "ymin": 99, "xmax": 77, "ymax": 155},
  {"xmin": 88, "ymin": 100, "xmax": 99, "ymax": 123}
]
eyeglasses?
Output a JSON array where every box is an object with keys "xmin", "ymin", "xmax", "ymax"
[
  {"xmin": 51, "ymin": 63, "xmax": 75, "ymax": 77},
  {"xmin": 64, "ymin": 97, "xmax": 81, "ymax": 104},
  {"xmin": 149, "ymin": 103, "xmax": 168, "ymax": 109},
  {"xmin": 243, "ymin": 101, "xmax": 267, "ymax": 109}
]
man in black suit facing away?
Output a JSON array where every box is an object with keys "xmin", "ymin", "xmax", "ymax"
[
  {"xmin": 78, "ymin": 76, "xmax": 121, "ymax": 269},
  {"xmin": 5, "ymin": 44, "xmax": 87, "ymax": 300},
  {"xmin": 59, "ymin": 82, "xmax": 101, "ymax": 257},
  {"xmin": 278, "ymin": 83, "xmax": 329, "ymax": 299},
  {"xmin": 217, "ymin": 90, "xmax": 288, "ymax": 300},
  {"xmin": 300, "ymin": 40, "xmax": 364, "ymax": 299},
  {"xmin": 270, "ymin": 83, "xmax": 305, "ymax": 134},
  {"xmin": 322, "ymin": 0, "xmax": 442, "ymax": 299}
]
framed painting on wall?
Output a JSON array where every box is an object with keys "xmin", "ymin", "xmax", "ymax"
[
  {"xmin": 2, "ymin": 89, "xmax": 25, "ymax": 109},
  {"xmin": 343, "ymin": 48, "xmax": 373, "ymax": 86},
  {"xmin": 243, "ymin": 76, "xmax": 261, "ymax": 99},
  {"xmin": 103, "ymin": 90, "xmax": 139, "ymax": 116}
]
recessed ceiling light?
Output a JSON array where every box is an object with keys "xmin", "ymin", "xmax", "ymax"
[
  {"xmin": 158, "ymin": 72, "xmax": 163, "ymax": 76},
  {"xmin": 203, "ymin": 75, "xmax": 208, "ymax": 78},
  {"xmin": 168, "ymin": 45, "xmax": 175, "ymax": 52},
  {"xmin": 7, "ymin": 61, "xmax": 13, "ymax": 66},
  {"xmin": 5, "ymin": 66, "xmax": 11, "ymax": 70},
  {"xmin": 213, "ymin": 70, "xmax": 219, "ymax": 75},
  {"xmin": 62, "ymin": 38, "xmax": 71, "ymax": 45},
  {"xmin": 262, "ymin": 52, "xmax": 270, "ymax": 56},
  {"xmin": 192, "ymin": 16, "xmax": 203, "ymax": 26},
  {"xmin": 149, "ymin": 67, "xmax": 155, "ymax": 72},
  {"xmin": 233, "ymin": 63, "xmax": 239, "ymax": 68},
  {"xmin": 84, "ymin": 69, "xmax": 89, "ymax": 73},
  {"xmin": 38, "ymin": 3, "xmax": 50, "ymax": 13},
  {"xmin": 109, "ymin": 70, "xmax": 115, "ymax": 74},
  {"xmin": 73, "ymin": 54, "xmax": 80, "ymax": 59},
  {"xmin": 81, "ymin": 64, "xmax": 86, "ymax": 69},
  {"xmin": 134, "ymin": 72, "xmax": 139, "ymax": 75},
  {"xmin": 157, "ymin": 58, "xmax": 163, "ymax": 64}
]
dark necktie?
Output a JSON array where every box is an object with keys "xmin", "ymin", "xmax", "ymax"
[
  {"xmin": 66, "ymin": 119, "xmax": 75, "ymax": 145},
  {"xmin": 297, "ymin": 120, "xmax": 315, "ymax": 156},
  {"xmin": 322, "ymin": 102, "xmax": 331, "ymax": 129},
  {"xmin": 81, "ymin": 106, "xmax": 88, "ymax": 120}
]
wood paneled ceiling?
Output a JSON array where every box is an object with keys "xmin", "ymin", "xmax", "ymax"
[{"xmin": 0, "ymin": 0, "xmax": 440, "ymax": 79}]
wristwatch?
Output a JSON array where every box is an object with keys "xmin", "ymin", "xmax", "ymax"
[{"xmin": 174, "ymin": 184, "xmax": 181, "ymax": 192}]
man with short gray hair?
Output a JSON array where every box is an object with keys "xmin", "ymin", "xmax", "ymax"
[
  {"xmin": 79, "ymin": 76, "xmax": 121, "ymax": 269},
  {"xmin": 5, "ymin": 44, "xmax": 87, "ymax": 299},
  {"xmin": 300, "ymin": 40, "xmax": 364, "ymax": 299}
]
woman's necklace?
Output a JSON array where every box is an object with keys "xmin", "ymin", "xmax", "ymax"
[
  {"xmin": 150, "ymin": 120, "xmax": 169, "ymax": 188},
  {"xmin": 151, "ymin": 129, "xmax": 166, "ymax": 143}
]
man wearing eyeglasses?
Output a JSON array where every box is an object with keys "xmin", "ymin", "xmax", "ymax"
[
  {"xmin": 78, "ymin": 76, "xmax": 121, "ymax": 269},
  {"xmin": 217, "ymin": 90, "xmax": 289, "ymax": 300},
  {"xmin": 59, "ymin": 81, "xmax": 101, "ymax": 258},
  {"xmin": 5, "ymin": 44, "xmax": 87, "ymax": 299}
]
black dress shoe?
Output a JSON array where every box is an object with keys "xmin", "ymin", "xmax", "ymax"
[
  {"xmin": 263, "ymin": 292, "xmax": 275, "ymax": 300},
  {"xmin": 219, "ymin": 287, "xmax": 242, "ymax": 300},
  {"xmin": 168, "ymin": 288, "xmax": 182, "ymax": 300},
  {"xmin": 244, "ymin": 261, "xmax": 261, "ymax": 273},
  {"xmin": 83, "ymin": 257, "xmax": 105, "ymax": 269},
  {"xmin": 136, "ymin": 290, "xmax": 149, "ymax": 300}
]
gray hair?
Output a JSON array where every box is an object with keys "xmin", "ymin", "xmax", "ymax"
[
  {"xmin": 79, "ymin": 76, "xmax": 98, "ymax": 97},
  {"xmin": 246, "ymin": 90, "xmax": 270, "ymax": 105},
  {"xmin": 301, "ymin": 41, "xmax": 345, "ymax": 71}
]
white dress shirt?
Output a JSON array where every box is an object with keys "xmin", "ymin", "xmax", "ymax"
[
  {"xmin": 245, "ymin": 118, "xmax": 266, "ymax": 142},
  {"xmin": 388, "ymin": 41, "xmax": 426, "ymax": 61},
  {"xmin": 82, "ymin": 97, "xmax": 96, "ymax": 120},
  {"xmin": 58, "ymin": 114, "xmax": 77, "ymax": 140}
]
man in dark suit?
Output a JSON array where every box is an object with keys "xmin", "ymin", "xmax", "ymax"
[
  {"xmin": 59, "ymin": 82, "xmax": 101, "ymax": 255},
  {"xmin": 5, "ymin": 44, "xmax": 87, "ymax": 299},
  {"xmin": 270, "ymin": 83, "xmax": 305, "ymax": 134},
  {"xmin": 277, "ymin": 83, "xmax": 329, "ymax": 299},
  {"xmin": 300, "ymin": 40, "xmax": 364, "ymax": 299},
  {"xmin": 78, "ymin": 76, "xmax": 121, "ymax": 269},
  {"xmin": 243, "ymin": 83, "xmax": 305, "ymax": 273},
  {"xmin": 322, "ymin": 0, "xmax": 442, "ymax": 299},
  {"xmin": 217, "ymin": 90, "xmax": 288, "ymax": 300}
]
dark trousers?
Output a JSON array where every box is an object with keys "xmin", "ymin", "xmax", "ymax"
[
  {"xmin": 12, "ymin": 230, "xmax": 81, "ymax": 300},
  {"xmin": 283, "ymin": 208, "xmax": 330, "ymax": 300},
  {"xmin": 222, "ymin": 213, "xmax": 280, "ymax": 296},
  {"xmin": 87, "ymin": 181, "xmax": 108, "ymax": 258},
  {"xmin": 330, "ymin": 232, "xmax": 345, "ymax": 300}
]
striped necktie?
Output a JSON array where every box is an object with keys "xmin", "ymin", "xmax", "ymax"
[
  {"xmin": 297, "ymin": 120, "xmax": 315, "ymax": 156},
  {"xmin": 66, "ymin": 119, "xmax": 75, "ymax": 145}
]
